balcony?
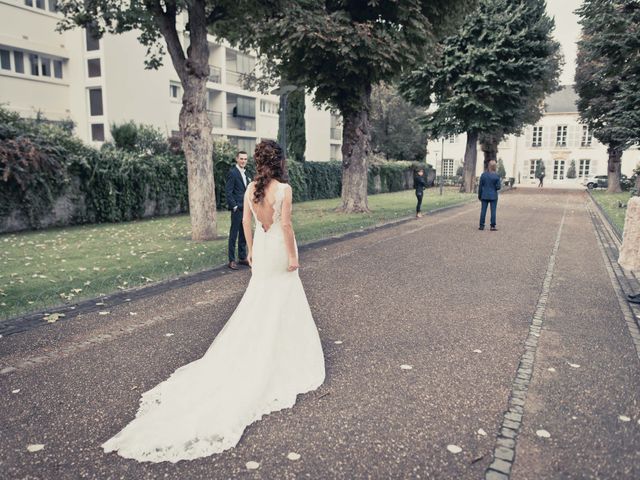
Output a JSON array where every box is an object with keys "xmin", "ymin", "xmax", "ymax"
[
  {"xmin": 330, "ymin": 128, "xmax": 342, "ymax": 141},
  {"xmin": 227, "ymin": 115, "xmax": 256, "ymax": 131},
  {"xmin": 208, "ymin": 65, "xmax": 221, "ymax": 83},
  {"xmin": 207, "ymin": 110, "xmax": 222, "ymax": 128},
  {"xmin": 226, "ymin": 70, "xmax": 245, "ymax": 87}
]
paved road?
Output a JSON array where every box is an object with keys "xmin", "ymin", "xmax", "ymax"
[{"xmin": 1, "ymin": 190, "xmax": 639, "ymax": 479}]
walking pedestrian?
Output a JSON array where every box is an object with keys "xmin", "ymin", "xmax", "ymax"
[
  {"xmin": 414, "ymin": 168, "xmax": 427, "ymax": 218},
  {"xmin": 478, "ymin": 160, "xmax": 501, "ymax": 231},
  {"xmin": 538, "ymin": 171, "xmax": 545, "ymax": 187}
]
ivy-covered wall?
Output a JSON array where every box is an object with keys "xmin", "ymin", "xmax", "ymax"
[{"xmin": 1, "ymin": 108, "xmax": 433, "ymax": 233}]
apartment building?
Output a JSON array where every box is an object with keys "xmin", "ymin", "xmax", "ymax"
[
  {"xmin": 0, "ymin": 0, "xmax": 342, "ymax": 161},
  {"xmin": 427, "ymin": 86, "xmax": 640, "ymax": 185}
]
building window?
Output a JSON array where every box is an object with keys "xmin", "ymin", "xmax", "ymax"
[
  {"xmin": 89, "ymin": 88, "xmax": 103, "ymax": 116},
  {"xmin": 259, "ymin": 99, "xmax": 278, "ymax": 115},
  {"xmin": 53, "ymin": 60, "xmax": 62, "ymax": 78},
  {"xmin": 35, "ymin": 0, "xmax": 45, "ymax": 8},
  {"xmin": 41, "ymin": 57, "xmax": 51, "ymax": 77},
  {"xmin": 29, "ymin": 54, "xmax": 39, "ymax": 76},
  {"xmin": 24, "ymin": 0, "xmax": 33, "ymax": 5},
  {"xmin": 170, "ymin": 82, "xmax": 181, "ymax": 99},
  {"xmin": 553, "ymin": 159, "xmax": 565, "ymax": 180},
  {"xmin": 532, "ymin": 126, "xmax": 543, "ymax": 147},
  {"xmin": 556, "ymin": 125, "xmax": 567, "ymax": 147},
  {"xmin": 91, "ymin": 124, "xmax": 105, "ymax": 142},
  {"xmin": 578, "ymin": 159, "xmax": 591, "ymax": 178},
  {"xmin": 442, "ymin": 158, "xmax": 455, "ymax": 177},
  {"xmin": 234, "ymin": 96, "xmax": 255, "ymax": 118},
  {"xmin": 14, "ymin": 51, "xmax": 24, "ymax": 73},
  {"xmin": 225, "ymin": 49, "xmax": 256, "ymax": 87},
  {"xmin": 448, "ymin": 135, "xmax": 457, "ymax": 144},
  {"xmin": 87, "ymin": 58, "xmax": 101, "ymax": 77},
  {"xmin": 581, "ymin": 125, "xmax": 592, "ymax": 147},
  {"xmin": 47, "ymin": 0, "xmax": 57, "ymax": 11},
  {"xmin": 529, "ymin": 159, "xmax": 542, "ymax": 178},
  {"xmin": 228, "ymin": 136, "xmax": 256, "ymax": 155},
  {"xmin": 85, "ymin": 25, "xmax": 100, "ymax": 51},
  {"xmin": 0, "ymin": 49, "xmax": 10, "ymax": 70}
]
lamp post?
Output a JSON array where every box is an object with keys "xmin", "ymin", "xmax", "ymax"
[
  {"xmin": 270, "ymin": 84, "xmax": 298, "ymax": 159},
  {"xmin": 440, "ymin": 137, "xmax": 445, "ymax": 196}
]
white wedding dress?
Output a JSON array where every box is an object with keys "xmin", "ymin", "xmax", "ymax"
[{"xmin": 102, "ymin": 181, "xmax": 325, "ymax": 463}]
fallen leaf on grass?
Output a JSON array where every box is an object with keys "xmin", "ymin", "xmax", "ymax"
[{"xmin": 27, "ymin": 444, "xmax": 44, "ymax": 452}]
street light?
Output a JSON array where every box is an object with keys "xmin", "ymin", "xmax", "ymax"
[
  {"xmin": 270, "ymin": 84, "xmax": 298, "ymax": 159},
  {"xmin": 440, "ymin": 137, "xmax": 445, "ymax": 196}
]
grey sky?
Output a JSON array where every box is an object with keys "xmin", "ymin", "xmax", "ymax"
[{"xmin": 546, "ymin": 0, "xmax": 583, "ymax": 86}]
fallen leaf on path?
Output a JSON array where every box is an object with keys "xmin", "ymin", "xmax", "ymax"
[
  {"xmin": 477, "ymin": 429, "xmax": 487, "ymax": 436},
  {"xmin": 447, "ymin": 444, "xmax": 462, "ymax": 454},
  {"xmin": 44, "ymin": 313, "xmax": 65, "ymax": 323},
  {"xmin": 400, "ymin": 364, "xmax": 413, "ymax": 370},
  {"xmin": 334, "ymin": 341, "xmax": 343, "ymax": 345},
  {"xmin": 473, "ymin": 349, "xmax": 482, "ymax": 353},
  {"xmin": 618, "ymin": 415, "xmax": 631, "ymax": 422},
  {"xmin": 129, "ymin": 312, "xmax": 137, "ymax": 316},
  {"xmin": 567, "ymin": 363, "xmax": 580, "ymax": 368},
  {"xmin": 98, "ymin": 311, "xmax": 110, "ymax": 315},
  {"xmin": 165, "ymin": 333, "xmax": 174, "ymax": 337},
  {"xmin": 536, "ymin": 429, "xmax": 551, "ymax": 438},
  {"xmin": 287, "ymin": 452, "xmax": 301, "ymax": 461},
  {"xmin": 12, "ymin": 389, "xmax": 20, "ymax": 394},
  {"xmin": 246, "ymin": 461, "xmax": 260, "ymax": 470},
  {"xmin": 27, "ymin": 444, "xmax": 44, "ymax": 452},
  {"xmin": 547, "ymin": 367, "xmax": 556, "ymax": 372}
]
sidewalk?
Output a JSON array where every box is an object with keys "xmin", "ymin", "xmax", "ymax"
[{"xmin": 1, "ymin": 190, "xmax": 638, "ymax": 479}]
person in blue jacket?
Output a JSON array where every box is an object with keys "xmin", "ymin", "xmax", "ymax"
[{"xmin": 478, "ymin": 160, "xmax": 502, "ymax": 231}]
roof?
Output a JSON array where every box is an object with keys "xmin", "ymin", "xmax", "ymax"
[{"xmin": 544, "ymin": 85, "xmax": 579, "ymax": 114}]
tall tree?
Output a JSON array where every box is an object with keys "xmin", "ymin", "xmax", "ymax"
[
  {"xmin": 399, "ymin": 0, "xmax": 561, "ymax": 192},
  {"xmin": 286, "ymin": 90, "xmax": 307, "ymax": 162},
  {"xmin": 575, "ymin": 0, "xmax": 640, "ymax": 193},
  {"xmin": 370, "ymin": 84, "xmax": 428, "ymax": 161},
  {"xmin": 57, "ymin": 0, "xmax": 245, "ymax": 241},
  {"xmin": 218, "ymin": 1, "xmax": 473, "ymax": 212}
]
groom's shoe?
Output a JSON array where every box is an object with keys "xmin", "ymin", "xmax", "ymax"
[
  {"xmin": 238, "ymin": 259, "xmax": 250, "ymax": 267},
  {"xmin": 629, "ymin": 295, "xmax": 640, "ymax": 305},
  {"xmin": 227, "ymin": 261, "xmax": 238, "ymax": 270},
  {"xmin": 627, "ymin": 293, "xmax": 640, "ymax": 300}
]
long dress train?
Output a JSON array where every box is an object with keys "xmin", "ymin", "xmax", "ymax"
[{"xmin": 102, "ymin": 182, "xmax": 325, "ymax": 462}]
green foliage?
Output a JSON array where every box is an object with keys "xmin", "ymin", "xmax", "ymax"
[
  {"xmin": 566, "ymin": 160, "xmax": 577, "ymax": 179},
  {"xmin": 368, "ymin": 160, "xmax": 432, "ymax": 194},
  {"xmin": 575, "ymin": 1, "xmax": 640, "ymax": 152},
  {"xmin": 399, "ymin": 0, "xmax": 561, "ymax": 142},
  {"xmin": 370, "ymin": 83, "xmax": 428, "ymax": 161},
  {"xmin": 286, "ymin": 90, "xmax": 306, "ymax": 162},
  {"xmin": 497, "ymin": 159, "xmax": 506, "ymax": 179},
  {"xmin": 110, "ymin": 121, "xmax": 168, "ymax": 155}
]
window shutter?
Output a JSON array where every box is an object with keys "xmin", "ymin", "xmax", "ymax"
[
  {"xmin": 525, "ymin": 127, "xmax": 533, "ymax": 147},
  {"xmin": 568, "ymin": 125, "xmax": 578, "ymax": 147},
  {"xmin": 544, "ymin": 126, "xmax": 553, "ymax": 148}
]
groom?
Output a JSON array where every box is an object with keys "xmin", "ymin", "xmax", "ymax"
[{"xmin": 226, "ymin": 151, "xmax": 250, "ymax": 270}]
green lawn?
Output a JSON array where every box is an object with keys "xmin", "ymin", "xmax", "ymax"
[
  {"xmin": 591, "ymin": 190, "xmax": 632, "ymax": 232},
  {"xmin": 1, "ymin": 188, "xmax": 473, "ymax": 320}
]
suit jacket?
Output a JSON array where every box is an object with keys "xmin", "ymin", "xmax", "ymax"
[
  {"xmin": 478, "ymin": 171, "xmax": 501, "ymax": 201},
  {"xmin": 414, "ymin": 175, "xmax": 427, "ymax": 195},
  {"xmin": 225, "ymin": 166, "xmax": 250, "ymax": 211}
]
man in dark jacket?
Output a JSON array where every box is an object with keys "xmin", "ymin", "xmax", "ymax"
[
  {"xmin": 225, "ymin": 151, "xmax": 250, "ymax": 270},
  {"xmin": 478, "ymin": 160, "xmax": 502, "ymax": 231},
  {"xmin": 414, "ymin": 169, "xmax": 427, "ymax": 218}
]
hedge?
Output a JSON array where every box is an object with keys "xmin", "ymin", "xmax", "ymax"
[{"xmin": 1, "ymin": 108, "xmax": 432, "ymax": 232}]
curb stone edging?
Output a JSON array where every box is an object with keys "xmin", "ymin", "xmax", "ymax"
[
  {"xmin": 484, "ymin": 205, "xmax": 567, "ymax": 480},
  {"xmin": 0, "ymin": 197, "xmax": 477, "ymax": 337}
]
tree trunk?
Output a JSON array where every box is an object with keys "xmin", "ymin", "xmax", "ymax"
[
  {"xmin": 480, "ymin": 135, "xmax": 499, "ymax": 170},
  {"xmin": 607, "ymin": 146, "xmax": 623, "ymax": 193},
  {"xmin": 156, "ymin": 0, "xmax": 217, "ymax": 241},
  {"xmin": 339, "ymin": 86, "xmax": 372, "ymax": 213},
  {"xmin": 460, "ymin": 131, "xmax": 478, "ymax": 193}
]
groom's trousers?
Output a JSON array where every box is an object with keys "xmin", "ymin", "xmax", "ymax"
[{"xmin": 228, "ymin": 209, "xmax": 247, "ymax": 262}]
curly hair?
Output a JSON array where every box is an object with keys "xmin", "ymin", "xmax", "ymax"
[{"xmin": 252, "ymin": 140, "xmax": 287, "ymax": 203}]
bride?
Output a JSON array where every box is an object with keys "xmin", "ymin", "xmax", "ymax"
[{"xmin": 102, "ymin": 140, "xmax": 326, "ymax": 463}]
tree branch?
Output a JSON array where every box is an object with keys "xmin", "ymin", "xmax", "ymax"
[{"xmin": 144, "ymin": 0, "xmax": 187, "ymax": 81}]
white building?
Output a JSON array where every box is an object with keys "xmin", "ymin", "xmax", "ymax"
[
  {"xmin": 428, "ymin": 86, "xmax": 640, "ymax": 186},
  {"xmin": 0, "ymin": 0, "xmax": 341, "ymax": 161}
]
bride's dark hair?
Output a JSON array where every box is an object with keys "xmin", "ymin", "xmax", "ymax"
[{"xmin": 252, "ymin": 140, "xmax": 287, "ymax": 203}]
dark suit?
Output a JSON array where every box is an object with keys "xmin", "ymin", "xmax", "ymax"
[
  {"xmin": 478, "ymin": 171, "xmax": 501, "ymax": 227},
  {"xmin": 226, "ymin": 166, "xmax": 250, "ymax": 262},
  {"xmin": 414, "ymin": 175, "xmax": 427, "ymax": 213}
]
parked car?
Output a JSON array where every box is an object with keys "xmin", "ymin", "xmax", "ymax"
[{"xmin": 583, "ymin": 174, "xmax": 629, "ymax": 189}]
